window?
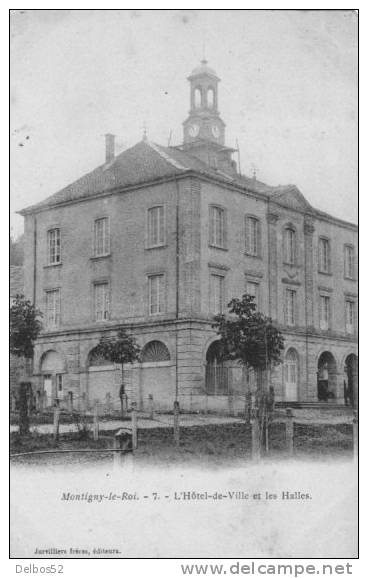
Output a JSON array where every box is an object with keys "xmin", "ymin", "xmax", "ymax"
[
  {"xmin": 194, "ymin": 87, "xmax": 202, "ymax": 107},
  {"xmin": 246, "ymin": 280, "xmax": 260, "ymax": 309},
  {"xmin": 149, "ymin": 274, "xmax": 165, "ymax": 315},
  {"xmin": 47, "ymin": 228, "xmax": 61, "ymax": 265},
  {"xmin": 285, "ymin": 349, "xmax": 298, "ymax": 385},
  {"xmin": 283, "ymin": 227, "xmax": 296, "ymax": 265},
  {"xmin": 94, "ymin": 282, "xmax": 110, "ymax": 321},
  {"xmin": 245, "ymin": 216, "xmax": 260, "ymax": 256},
  {"xmin": 320, "ymin": 295, "xmax": 330, "ymax": 330},
  {"xmin": 147, "ymin": 206, "xmax": 165, "ymax": 247},
  {"xmin": 94, "ymin": 217, "xmax": 110, "ymax": 257},
  {"xmin": 46, "ymin": 289, "xmax": 61, "ymax": 328},
  {"xmin": 345, "ymin": 300, "xmax": 356, "ymax": 334},
  {"xmin": 344, "ymin": 245, "xmax": 355, "ymax": 279},
  {"xmin": 318, "ymin": 238, "xmax": 331, "ymax": 273},
  {"xmin": 210, "ymin": 274, "xmax": 225, "ymax": 315},
  {"xmin": 207, "ymin": 87, "xmax": 215, "ymax": 108},
  {"xmin": 285, "ymin": 289, "xmax": 296, "ymax": 326},
  {"xmin": 209, "ymin": 206, "xmax": 226, "ymax": 248}
]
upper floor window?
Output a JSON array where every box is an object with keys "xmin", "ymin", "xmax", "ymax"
[
  {"xmin": 207, "ymin": 87, "xmax": 215, "ymax": 108},
  {"xmin": 46, "ymin": 289, "xmax": 60, "ymax": 328},
  {"xmin": 246, "ymin": 280, "xmax": 260, "ymax": 309},
  {"xmin": 319, "ymin": 294, "xmax": 331, "ymax": 330},
  {"xmin": 147, "ymin": 206, "xmax": 165, "ymax": 248},
  {"xmin": 245, "ymin": 216, "xmax": 260, "ymax": 256},
  {"xmin": 94, "ymin": 217, "xmax": 110, "ymax": 257},
  {"xmin": 285, "ymin": 288, "xmax": 297, "ymax": 326},
  {"xmin": 94, "ymin": 282, "xmax": 110, "ymax": 322},
  {"xmin": 209, "ymin": 205, "xmax": 226, "ymax": 249},
  {"xmin": 345, "ymin": 299, "xmax": 356, "ymax": 334},
  {"xmin": 283, "ymin": 227, "xmax": 296, "ymax": 265},
  {"xmin": 318, "ymin": 237, "xmax": 331, "ymax": 274},
  {"xmin": 148, "ymin": 274, "xmax": 165, "ymax": 315},
  {"xmin": 47, "ymin": 228, "xmax": 61, "ymax": 265},
  {"xmin": 210, "ymin": 273, "xmax": 225, "ymax": 315},
  {"xmin": 344, "ymin": 245, "xmax": 355, "ymax": 279}
]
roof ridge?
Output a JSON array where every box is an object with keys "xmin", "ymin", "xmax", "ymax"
[{"xmin": 146, "ymin": 141, "xmax": 189, "ymax": 171}]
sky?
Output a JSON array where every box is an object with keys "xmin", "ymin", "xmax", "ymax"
[{"xmin": 10, "ymin": 9, "xmax": 358, "ymax": 236}]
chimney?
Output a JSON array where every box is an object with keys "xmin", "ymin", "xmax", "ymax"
[{"xmin": 104, "ymin": 133, "xmax": 115, "ymax": 164}]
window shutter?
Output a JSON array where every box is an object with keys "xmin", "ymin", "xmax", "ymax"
[
  {"xmin": 244, "ymin": 217, "xmax": 249, "ymax": 252},
  {"xmin": 209, "ymin": 206, "xmax": 214, "ymax": 245},
  {"xmin": 223, "ymin": 209, "xmax": 227, "ymax": 249},
  {"xmin": 256, "ymin": 220, "xmax": 261, "ymax": 257}
]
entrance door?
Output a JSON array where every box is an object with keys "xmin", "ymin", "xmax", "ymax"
[
  {"xmin": 285, "ymin": 349, "xmax": 298, "ymax": 401},
  {"xmin": 43, "ymin": 375, "xmax": 52, "ymax": 407}
]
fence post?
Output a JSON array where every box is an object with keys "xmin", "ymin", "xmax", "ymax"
[
  {"xmin": 53, "ymin": 404, "xmax": 61, "ymax": 442},
  {"xmin": 93, "ymin": 401, "xmax": 99, "ymax": 441},
  {"xmin": 250, "ymin": 407, "xmax": 261, "ymax": 461},
  {"xmin": 131, "ymin": 401, "xmax": 138, "ymax": 450},
  {"xmin": 285, "ymin": 408, "xmax": 294, "ymax": 456},
  {"xmin": 174, "ymin": 401, "xmax": 180, "ymax": 446},
  {"xmin": 148, "ymin": 394, "xmax": 154, "ymax": 420},
  {"xmin": 121, "ymin": 393, "xmax": 128, "ymax": 418},
  {"xmin": 353, "ymin": 410, "xmax": 358, "ymax": 462}
]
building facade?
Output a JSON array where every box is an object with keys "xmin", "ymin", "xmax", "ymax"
[{"xmin": 19, "ymin": 61, "xmax": 358, "ymax": 413}]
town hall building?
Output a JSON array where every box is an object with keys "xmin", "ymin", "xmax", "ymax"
[{"xmin": 19, "ymin": 60, "xmax": 358, "ymax": 413}]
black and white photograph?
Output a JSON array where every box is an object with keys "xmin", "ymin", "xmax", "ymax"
[{"xmin": 10, "ymin": 9, "xmax": 358, "ymax": 561}]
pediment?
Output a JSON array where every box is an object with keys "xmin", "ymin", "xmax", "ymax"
[{"xmin": 271, "ymin": 186, "xmax": 314, "ymax": 214}]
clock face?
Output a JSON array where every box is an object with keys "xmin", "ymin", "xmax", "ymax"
[
  {"xmin": 212, "ymin": 125, "xmax": 220, "ymax": 138},
  {"xmin": 188, "ymin": 123, "xmax": 199, "ymax": 137}
]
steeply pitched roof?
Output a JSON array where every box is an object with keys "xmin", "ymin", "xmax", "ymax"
[{"xmin": 10, "ymin": 266, "xmax": 24, "ymax": 297}]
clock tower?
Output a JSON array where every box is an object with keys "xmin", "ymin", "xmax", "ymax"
[
  {"xmin": 181, "ymin": 60, "xmax": 236, "ymax": 174},
  {"xmin": 183, "ymin": 60, "xmax": 226, "ymax": 145}
]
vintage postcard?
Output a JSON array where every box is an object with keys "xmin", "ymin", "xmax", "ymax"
[{"xmin": 10, "ymin": 9, "xmax": 358, "ymax": 560}]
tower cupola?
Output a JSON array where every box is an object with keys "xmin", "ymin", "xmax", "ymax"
[{"xmin": 183, "ymin": 60, "xmax": 225, "ymax": 146}]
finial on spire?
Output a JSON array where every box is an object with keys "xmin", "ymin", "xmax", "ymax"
[{"xmin": 142, "ymin": 121, "xmax": 148, "ymax": 141}]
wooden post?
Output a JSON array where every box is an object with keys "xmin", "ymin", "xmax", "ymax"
[
  {"xmin": 53, "ymin": 405, "xmax": 61, "ymax": 442},
  {"xmin": 173, "ymin": 401, "xmax": 180, "ymax": 446},
  {"xmin": 250, "ymin": 407, "xmax": 261, "ymax": 461},
  {"xmin": 131, "ymin": 402, "xmax": 138, "ymax": 450},
  {"xmin": 148, "ymin": 394, "xmax": 154, "ymax": 420},
  {"xmin": 93, "ymin": 401, "xmax": 99, "ymax": 441},
  {"xmin": 353, "ymin": 410, "xmax": 358, "ymax": 462},
  {"xmin": 18, "ymin": 381, "xmax": 31, "ymax": 436},
  {"xmin": 285, "ymin": 408, "xmax": 294, "ymax": 456}
]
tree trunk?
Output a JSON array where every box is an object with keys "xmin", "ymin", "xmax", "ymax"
[
  {"xmin": 119, "ymin": 364, "xmax": 126, "ymax": 419},
  {"xmin": 19, "ymin": 381, "xmax": 31, "ymax": 436}
]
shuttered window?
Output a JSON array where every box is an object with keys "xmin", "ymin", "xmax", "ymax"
[
  {"xmin": 47, "ymin": 229, "xmax": 61, "ymax": 265},
  {"xmin": 209, "ymin": 206, "xmax": 226, "ymax": 248},
  {"xmin": 210, "ymin": 274, "xmax": 225, "ymax": 314},
  {"xmin": 46, "ymin": 289, "xmax": 61, "ymax": 328},
  {"xmin": 149, "ymin": 274, "xmax": 165, "ymax": 315},
  {"xmin": 283, "ymin": 227, "xmax": 296, "ymax": 265},
  {"xmin": 318, "ymin": 238, "xmax": 331, "ymax": 273},
  {"xmin": 320, "ymin": 295, "xmax": 330, "ymax": 330},
  {"xmin": 147, "ymin": 206, "xmax": 165, "ymax": 247},
  {"xmin": 245, "ymin": 216, "xmax": 260, "ymax": 256},
  {"xmin": 94, "ymin": 282, "xmax": 110, "ymax": 321},
  {"xmin": 344, "ymin": 245, "xmax": 355, "ymax": 279},
  {"xmin": 94, "ymin": 218, "xmax": 110, "ymax": 256}
]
